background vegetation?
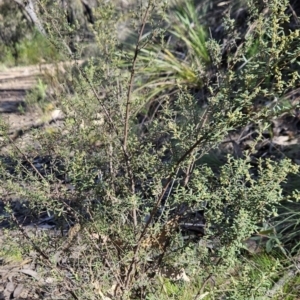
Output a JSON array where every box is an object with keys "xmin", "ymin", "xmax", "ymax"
[{"xmin": 0, "ymin": 0, "xmax": 300, "ymax": 299}]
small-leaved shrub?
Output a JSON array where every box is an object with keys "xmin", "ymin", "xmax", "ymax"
[{"xmin": 1, "ymin": 0, "xmax": 300, "ymax": 299}]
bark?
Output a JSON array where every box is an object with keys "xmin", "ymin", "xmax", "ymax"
[
  {"xmin": 11, "ymin": 0, "xmax": 96, "ymax": 36},
  {"xmin": 12, "ymin": 0, "xmax": 46, "ymax": 36}
]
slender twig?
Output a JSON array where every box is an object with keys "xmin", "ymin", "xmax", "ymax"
[
  {"xmin": 37, "ymin": 0, "xmax": 73, "ymax": 56},
  {"xmin": 193, "ymin": 258, "xmax": 222, "ymax": 300},
  {"xmin": 3, "ymin": 193, "xmax": 79, "ymax": 300},
  {"xmin": 3, "ymin": 195, "xmax": 50, "ymax": 260},
  {"xmin": 79, "ymin": 69, "xmax": 137, "ymax": 226},
  {"xmin": 288, "ymin": 3, "xmax": 300, "ymax": 26},
  {"xmin": 37, "ymin": 0, "xmax": 151, "ymax": 227},
  {"xmin": 123, "ymin": 1, "xmax": 153, "ymax": 150},
  {"xmin": 83, "ymin": 228, "xmax": 124, "ymax": 292},
  {"xmin": 122, "ymin": 1, "xmax": 154, "ymax": 228},
  {"xmin": 7, "ymin": 135, "xmax": 49, "ymax": 183},
  {"xmin": 124, "ymin": 106, "xmax": 212, "ymax": 289},
  {"xmin": 6, "ymin": 135, "xmax": 81, "ymax": 225}
]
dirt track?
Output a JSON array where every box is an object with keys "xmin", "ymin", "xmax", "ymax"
[{"xmin": 0, "ymin": 61, "xmax": 82, "ymax": 135}]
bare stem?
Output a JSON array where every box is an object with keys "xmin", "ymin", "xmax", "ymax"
[
  {"xmin": 123, "ymin": 1, "xmax": 153, "ymax": 150},
  {"xmin": 122, "ymin": 1, "xmax": 153, "ymax": 228},
  {"xmin": 124, "ymin": 106, "xmax": 212, "ymax": 289}
]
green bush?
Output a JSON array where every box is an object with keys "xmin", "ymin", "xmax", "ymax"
[{"xmin": 1, "ymin": 0, "xmax": 300, "ymax": 299}]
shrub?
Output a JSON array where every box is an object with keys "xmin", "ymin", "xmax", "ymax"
[{"xmin": 1, "ymin": 0, "xmax": 300, "ymax": 299}]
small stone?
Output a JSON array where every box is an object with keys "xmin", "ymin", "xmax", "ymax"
[{"xmin": 244, "ymin": 238, "xmax": 261, "ymax": 254}]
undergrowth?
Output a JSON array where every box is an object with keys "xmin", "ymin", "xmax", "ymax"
[{"xmin": 1, "ymin": 0, "xmax": 300, "ymax": 299}]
